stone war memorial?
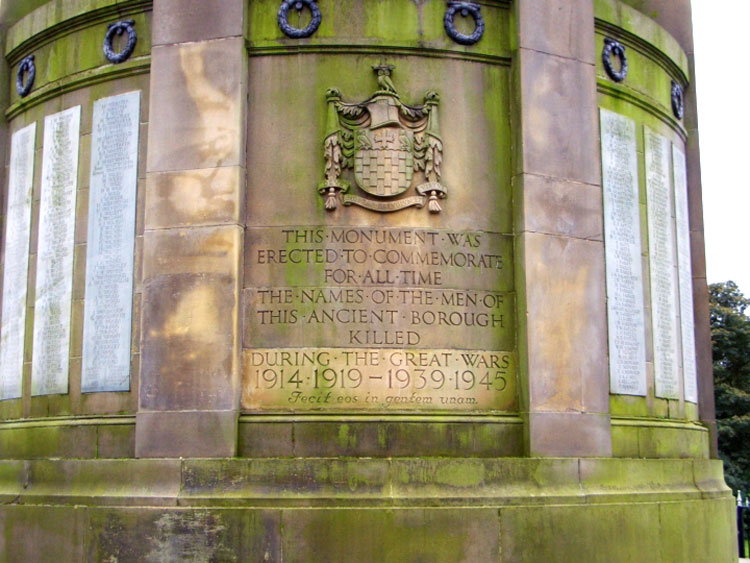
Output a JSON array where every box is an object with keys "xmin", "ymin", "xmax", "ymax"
[{"xmin": 0, "ymin": 0, "xmax": 738, "ymax": 560}]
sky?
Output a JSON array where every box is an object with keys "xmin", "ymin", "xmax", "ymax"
[{"xmin": 692, "ymin": 0, "xmax": 750, "ymax": 293}]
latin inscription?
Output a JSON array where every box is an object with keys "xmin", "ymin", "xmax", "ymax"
[
  {"xmin": 243, "ymin": 226, "xmax": 515, "ymax": 412},
  {"xmin": 0, "ymin": 123, "xmax": 36, "ymax": 400},
  {"xmin": 600, "ymin": 110, "xmax": 647, "ymax": 396},
  {"xmin": 673, "ymin": 144, "xmax": 697, "ymax": 403},
  {"xmin": 81, "ymin": 91, "xmax": 140, "ymax": 393},
  {"xmin": 32, "ymin": 106, "xmax": 81, "ymax": 395},
  {"xmin": 645, "ymin": 127, "xmax": 679, "ymax": 399}
]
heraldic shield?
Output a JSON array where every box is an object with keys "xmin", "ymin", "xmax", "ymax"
[
  {"xmin": 318, "ymin": 65, "xmax": 448, "ymax": 213},
  {"xmin": 354, "ymin": 125, "xmax": 414, "ymax": 198}
]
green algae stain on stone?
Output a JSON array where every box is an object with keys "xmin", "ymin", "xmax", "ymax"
[
  {"xmin": 146, "ymin": 512, "xmax": 235, "ymax": 562},
  {"xmin": 434, "ymin": 459, "xmax": 486, "ymax": 488}
]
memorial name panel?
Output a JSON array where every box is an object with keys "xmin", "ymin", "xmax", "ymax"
[
  {"xmin": 243, "ymin": 226, "xmax": 516, "ymax": 412},
  {"xmin": 600, "ymin": 109, "xmax": 647, "ymax": 396},
  {"xmin": 81, "ymin": 92, "xmax": 141, "ymax": 393},
  {"xmin": 0, "ymin": 123, "xmax": 36, "ymax": 400},
  {"xmin": 673, "ymin": 144, "xmax": 698, "ymax": 403},
  {"xmin": 32, "ymin": 106, "xmax": 81, "ymax": 396},
  {"xmin": 645, "ymin": 127, "xmax": 679, "ymax": 399}
]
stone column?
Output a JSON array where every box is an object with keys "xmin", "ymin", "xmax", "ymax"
[
  {"xmin": 685, "ymin": 34, "xmax": 718, "ymax": 459},
  {"xmin": 136, "ymin": 0, "xmax": 246, "ymax": 457},
  {"xmin": 514, "ymin": 0, "xmax": 612, "ymax": 456},
  {"xmin": 0, "ymin": 25, "xmax": 8, "ymax": 233}
]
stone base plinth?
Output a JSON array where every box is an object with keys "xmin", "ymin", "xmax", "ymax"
[{"xmin": 0, "ymin": 457, "xmax": 736, "ymax": 561}]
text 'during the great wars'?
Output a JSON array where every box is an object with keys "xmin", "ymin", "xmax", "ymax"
[{"xmin": 242, "ymin": 348, "xmax": 516, "ymax": 412}]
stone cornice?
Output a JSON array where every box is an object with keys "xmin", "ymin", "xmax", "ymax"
[
  {"xmin": 6, "ymin": 0, "xmax": 152, "ymax": 65},
  {"xmin": 4, "ymin": 56, "xmax": 149, "ymax": 120}
]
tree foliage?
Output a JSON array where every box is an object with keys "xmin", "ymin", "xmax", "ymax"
[{"xmin": 710, "ymin": 281, "xmax": 750, "ymax": 494}]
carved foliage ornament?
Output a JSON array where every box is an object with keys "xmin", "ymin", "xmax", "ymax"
[
  {"xmin": 602, "ymin": 38, "xmax": 628, "ymax": 82},
  {"xmin": 16, "ymin": 55, "xmax": 35, "ymax": 98},
  {"xmin": 278, "ymin": 0, "xmax": 321, "ymax": 38},
  {"xmin": 104, "ymin": 20, "xmax": 137, "ymax": 64},
  {"xmin": 444, "ymin": 2, "xmax": 484, "ymax": 45},
  {"xmin": 319, "ymin": 65, "xmax": 447, "ymax": 214},
  {"xmin": 671, "ymin": 80, "xmax": 685, "ymax": 120}
]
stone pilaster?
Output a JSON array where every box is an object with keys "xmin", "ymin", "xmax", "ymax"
[
  {"xmin": 136, "ymin": 0, "xmax": 246, "ymax": 457},
  {"xmin": 0, "ymin": 24, "xmax": 8, "ymax": 257},
  {"xmin": 514, "ymin": 0, "xmax": 612, "ymax": 456}
]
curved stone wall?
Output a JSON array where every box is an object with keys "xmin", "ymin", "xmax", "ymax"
[
  {"xmin": 0, "ymin": 0, "xmax": 719, "ymax": 461},
  {"xmin": 0, "ymin": 1, "xmax": 736, "ymax": 560},
  {"xmin": 0, "ymin": 0, "xmax": 151, "ymax": 457},
  {"xmin": 594, "ymin": 0, "xmax": 709, "ymax": 458}
]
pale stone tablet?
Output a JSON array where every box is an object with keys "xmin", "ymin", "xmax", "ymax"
[
  {"xmin": 0, "ymin": 123, "xmax": 36, "ymax": 400},
  {"xmin": 600, "ymin": 109, "xmax": 647, "ymax": 396},
  {"xmin": 673, "ymin": 144, "xmax": 697, "ymax": 403},
  {"xmin": 81, "ymin": 92, "xmax": 141, "ymax": 393},
  {"xmin": 645, "ymin": 127, "xmax": 679, "ymax": 399},
  {"xmin": 32, "ymin": 106, "xmax": 81, "ymax": 396}
]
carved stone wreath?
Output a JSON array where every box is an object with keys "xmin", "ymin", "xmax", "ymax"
[
  {"xmin": 444, "ymin": 2, "xmax": 484, "ymax": 46},
  {"xmin": 278, "ymin": 0, "xmax": 321, "ymax": 39},
  {"xmin": 602, "ymin": 38, "xmax": 628, "ymax": 82},
  {"xmin": 671, "ymin": 80, "xmax": 685, "ymax": 120},
  {"xmin": 104, "ymin": 20, "xmax": 137, "ymax": 64},
  {"xmin": 16, "ymin": 55, "xmax": 35, "ymax": 98}
]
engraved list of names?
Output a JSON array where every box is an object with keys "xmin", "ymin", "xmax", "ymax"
[
  {"xmin": 673, "ymin": 144, "xmax": 698, "ymax": 403},
  {"xmin": 600, "ymin": 109, "xmax": 647, "ymax": 396},
  {"xmin": 0, "ymin": 123, "xmax": 36, "ymax": 399},
  {"xmin": 32, "ymin": 106, "xmax": 81, "ymax": 395},
  {"xmin": 645, "ymin": 127, "xmax": 679, "ymax": 399},
  {"xmin": 81, "ymin": 92, "xmax": 141, "ymax": 392}
]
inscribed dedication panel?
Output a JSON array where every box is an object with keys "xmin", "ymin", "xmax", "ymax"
[
  {"xmin": 81, "ymin": 92, "xmax": 140, "ymax": 392},
  {"xmin": 242, "ymin": 64, "xmax": 515, "ymax": 413},
  {"xmin": 644, "ymin": 127, "xmax": 679, "ymax": 399},
  {"xmin": 243, "ymin": 227, "xmax": 515, "ymax": 412},
  {"xmin": 32, "ymin": 106, "xmax": 81, "ymax": 396},
  {"xmin": 0, "ymin": 123, "xmax": 36, "ymax": 399},
  {"xmin": 600, "ymin": 109, "xmax": 647, "ymax": 396},
  {"xmin": 673, "ymin": 144, "xmax": 697, "ymax": 403}
]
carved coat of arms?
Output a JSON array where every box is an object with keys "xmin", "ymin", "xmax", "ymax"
[{"xmin": 318, "ymin": 65, "xmax": 447, "ymax": 213}]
